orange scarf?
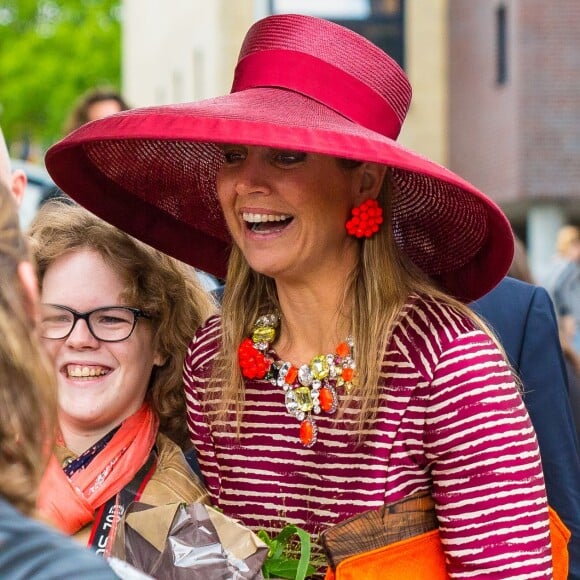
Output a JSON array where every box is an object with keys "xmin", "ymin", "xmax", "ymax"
[{"xmin": 37, "ymin": 403, "xmax": 158, "ymax": 535}]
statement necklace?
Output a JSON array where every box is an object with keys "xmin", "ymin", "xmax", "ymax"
[{"xmin": 238, "ymin": 314, "xmax": 357, "ymax": 447}]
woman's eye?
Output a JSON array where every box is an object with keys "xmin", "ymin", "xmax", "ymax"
[
  {"xmin": 42, "ymin": 315, "xmax": 70, "ymax": 324},
  {"xmin": 221, "ymin": 149, "xmax": 245, "ymax": 164},
  {"xmin": 274, "ymin": 150, "xmax": 307, "ymax": 165},
  {"xmin": 98, "ymin": 316, "xmax": 128, "ymax": 326}
]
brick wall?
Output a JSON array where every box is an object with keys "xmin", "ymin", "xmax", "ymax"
[
  {"xmin": 519, "ymin": 0, "xmax": 580, "ymax": 199},
  {"xmin": 449, "ymin": 0, "xmax": 580, "ymax": 205}
]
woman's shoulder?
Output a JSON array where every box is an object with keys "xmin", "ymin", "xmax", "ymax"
[
  {"xmin": 188, "ymin": 314, "xmax": 222, "ymax": 352},
  {"xmin": 390, "ymin": 293, "xmax": 490, "ymax": 378},
  {"xmin": 397, "ymin": 293, "xmax": 479, "ymax": 340},
  {"xmin": 140, "ymin": 434, "xmax": 209, "ymax": 506},
  {"xmin": 185, "ymin": 314, "xmax": 222, "ymax": 377},
  {"xmin": 200, "ymin": 313, "xmax": 222, "ymax": 330}
]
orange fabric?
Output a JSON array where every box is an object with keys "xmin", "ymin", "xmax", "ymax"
[
  {"xmin": 37, "ymin": 403, "xmax": 158, "ymax": 535},
  {"xmin": 325, "ymin": 530, "xmax": 445, "ymax": 580},
  {"xmin": 550, "ymin": 505, "xmax": 572, "ymax": 580},
  {"xmin": 325, "ymin": 506, "xmax": 570, "ymax": 580}
]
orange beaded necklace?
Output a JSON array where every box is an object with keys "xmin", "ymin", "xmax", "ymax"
[{"xmin": 238, "ymin": 314, "xmax": 357, "ymax": 447}]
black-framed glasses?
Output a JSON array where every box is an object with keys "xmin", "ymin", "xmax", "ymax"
[{"xmin": 40, "ymin": 304, "xmax": 151, "ymax": 343}]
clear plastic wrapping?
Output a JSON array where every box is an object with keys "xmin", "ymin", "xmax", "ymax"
[{"xmin": 110, "ymin": 502, "xmax": 267, "ymax": 579}]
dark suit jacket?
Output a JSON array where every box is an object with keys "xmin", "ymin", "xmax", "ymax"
[{"xmin": 472, "ymin": 276, "xmax": 580, "ymax": 579}]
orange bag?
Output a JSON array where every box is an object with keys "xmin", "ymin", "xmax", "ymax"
[{"xmin": 322, "ymin": 494, "xmax": 570, "ymax": 580}]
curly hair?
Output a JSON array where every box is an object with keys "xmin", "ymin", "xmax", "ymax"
[
  {"xmin": 0, "ymin": 182, "xmax": 57, "ymax": 515},
  {"xmin": 29, "ymin": 201, "xmax": 216, "ymax": 449}
]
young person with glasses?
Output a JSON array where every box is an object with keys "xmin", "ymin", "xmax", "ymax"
[{"xmin": 29, "ymin": 200, "xmax": 215, "ymax": 554}]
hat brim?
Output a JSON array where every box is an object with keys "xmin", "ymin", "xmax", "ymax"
[{"xmin": 45, "ymin": 88, "xmax": 513, "ymax": 302}]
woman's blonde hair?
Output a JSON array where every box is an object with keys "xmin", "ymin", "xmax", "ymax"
[
  {"xmin": 29, "ymin": 201, "xmax": 216, "ymax": 449},
  {"xmin": 0, "ymin": 183, "xmax": 57, "ymax": 515},
  {"xmin": 211, "ymin": 164, "xmax": 503, "ymax": 434}
]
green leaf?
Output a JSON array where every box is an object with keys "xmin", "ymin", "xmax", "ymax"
[
  {"xmin": 257, "ymin": 529, "xmax": 272, "ymax": 546},
  {"xmin": 263, "ymin": 558, "xmax": 300, "ymax": 579},
  {"xmin": 270, "ymin": 539, "xmax": 285, "ymax": 560},
  {"xmin": 293, "ymin": 526, "xmax": 313, "ymax": 580},
  {"xmin": 260, "ymin": 524, "xmax": 317, "ymax": 580}
]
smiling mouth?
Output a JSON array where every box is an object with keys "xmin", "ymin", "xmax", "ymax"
[
  {"xmin": 65, "ymin": 365, "xmax": 111, "ymax": 378},
  {"xmin": 242, "ymin": 212, "xmax": 294, "ymax": 234}
]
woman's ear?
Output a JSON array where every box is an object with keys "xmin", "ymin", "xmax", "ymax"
[
  {"xmin": 153, "ymin": 350, "xmax": 168, "ymax": 367},
  {"xmin": 356, "ymin": 162, "xmax": 387, "ymax": 203},
  {"xmin": 10, "ymin": 169, "xmax": 27, "ymax": 206},
  {"xmin": 17, "ymin": 261, "xmax": 40, "ymax": 325}
]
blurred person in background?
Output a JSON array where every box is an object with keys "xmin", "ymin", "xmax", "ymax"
[
  {"xmin": 544, "ymin": 225, "xmax": 580, "ymax": 291},
  {"xmin": 63, "ymin": 87, "xmax": 130, "ymax": 135},
  {"xmin": 0, "ymin": 150, "xmax": 120, "ymax": 578},
  {"xmin": 507, "ymin": 235, "xmax": 535, "ymax": 284},
  {"xmin": 0, "ymin": 126, "xmax": 27, "ymax": 206},
  {"xmin": 543, "ymin": 225, "xmax": 580, "ymax": 353},
  {"xmin": 31, "ymin": 201, "xmax": 213, "ymax": 556}
]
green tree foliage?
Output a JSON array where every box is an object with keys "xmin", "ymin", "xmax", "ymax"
[{"xmin": 0, "ymin": 0, "xmax": 122, "ymax": 155}]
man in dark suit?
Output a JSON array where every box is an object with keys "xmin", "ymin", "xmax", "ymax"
[{"xmin": 472, "ymin": 276, "xmax": 580, "ymax": 579}]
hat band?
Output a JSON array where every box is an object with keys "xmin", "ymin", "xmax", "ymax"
[{"xmin": 232, "ymin": 49, "xmax": 402, "ymax": 139}]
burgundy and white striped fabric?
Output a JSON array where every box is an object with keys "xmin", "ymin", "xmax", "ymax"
[{"xmin": 184, "ymin": 295, "xmax": 552, "ymax": 578}]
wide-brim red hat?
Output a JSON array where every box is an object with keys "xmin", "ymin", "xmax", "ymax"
[{"xmin": 45, "ymin": 14, "xmax": 513, "ymax": 302}]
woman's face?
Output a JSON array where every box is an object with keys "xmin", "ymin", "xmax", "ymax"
[
  {"xmin": 216, "ymin": 146, "xmax": 379, "ymax": 282},
  {"xmin": 40, "ymin": 249, "xmax": 163, "ymax": 442}
]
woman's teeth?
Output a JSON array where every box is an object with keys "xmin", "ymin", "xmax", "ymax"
[
  {"xmin": 66, "ymin": 365, "xmax": 109, "ymax": 378},
  {"xmin": 242, "ymin": 213, "xmax": 291, "ymax": 223},
  {"xmin": 242, "ymin": 213, "xmax": 293, "ymax": 233}
]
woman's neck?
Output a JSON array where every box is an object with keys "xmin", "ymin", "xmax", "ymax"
[
  {"xmin": 273, "ymin": 279, "xmax": 352, "ymax": 365},
  {"xmin": 59, "ymin": 424, "xmax": 111, "ymax": 455}
]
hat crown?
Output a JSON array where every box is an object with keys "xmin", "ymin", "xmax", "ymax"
[{"xmin": 235, "ymin": 14, "xmax": 412, "ymax": 138}]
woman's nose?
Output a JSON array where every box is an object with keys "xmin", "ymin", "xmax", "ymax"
[
  {"xmin": 65, "ymin": 318, "xmax": 99, "ymax": 348},
  {"xmin": 234, "ymin": 156, "xmax": 271, "ymax": 197}
]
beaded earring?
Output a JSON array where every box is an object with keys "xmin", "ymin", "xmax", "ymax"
[{"xmin": 345, "ymin": 199, "xmax": 383, "ymax": 238}]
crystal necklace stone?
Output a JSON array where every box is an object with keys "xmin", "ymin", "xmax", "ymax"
[
  {"xmin": 310, "ymin": 355, "xmax": 330, "ymax": 380},
  {"xmin": 252, "ymin": 325, "xmax": 276, "ymax": 344},
  {"xmin": 285, "ymin": 390, "xmax": 299, "ymax": 415},
  {"xmin": 294, "ymin": 386, "xmax": 314, "ymax": 412},
  {"xmin": 298, "ymin": 364, "xmax": 313, "ymax": 386}
]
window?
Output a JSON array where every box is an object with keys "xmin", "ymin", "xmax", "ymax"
[{"xmin": 496, "ymin": 4, "xmax": 508, "ymax": 85}]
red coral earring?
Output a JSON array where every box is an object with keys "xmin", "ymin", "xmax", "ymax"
[{"xmin": 345, "ymin": 199, "xmax": 383, "ymax": 238}]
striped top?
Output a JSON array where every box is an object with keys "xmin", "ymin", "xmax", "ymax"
[{"xmin": 184, "ymin": 295, "xmax": 552, "ymax": 578}]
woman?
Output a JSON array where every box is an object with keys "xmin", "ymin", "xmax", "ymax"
[
  {"xmin": 31, "ymin": 201, "xmax": 214, "ymax": 551},
  {"xmin": 0, "ymin": 162, "xmax": 118, "ymax": 578},
  {"xmin": 44, "ymin": 14, "xmax": 557, "ymax": 578}
]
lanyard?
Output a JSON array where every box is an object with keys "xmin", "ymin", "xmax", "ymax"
[{"xmin": 88, "ymin": 447, "xmax": 157, "ymax": 555}]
